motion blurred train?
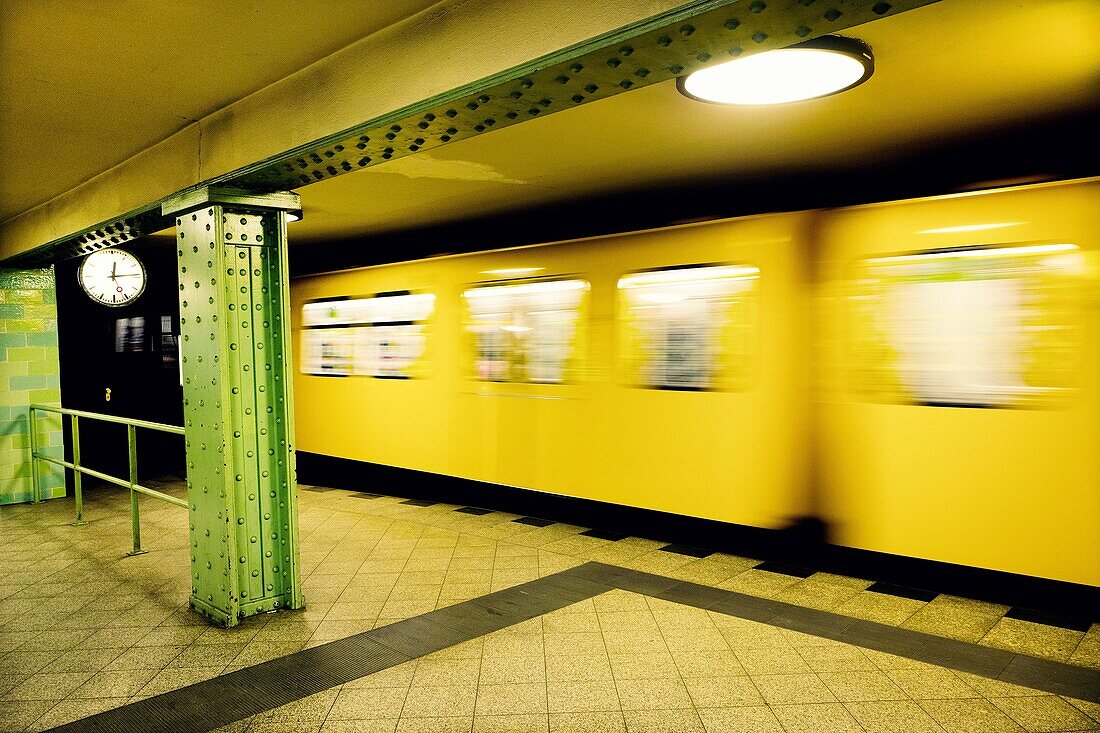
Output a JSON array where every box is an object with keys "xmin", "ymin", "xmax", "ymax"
[{"xmin": 290, "ymin": 177, "xmax": 1099, "ymax": 594}]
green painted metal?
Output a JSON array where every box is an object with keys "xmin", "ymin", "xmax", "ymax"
[
  {"xmin": 71, "ymin": 414, "xmax": 86, "ymax": 525},
  {"xmin": 126, "ymin": 424, "xmax": 147, "ymax": 557},
  {"xmin": 29, "ymin": 408, "xmax": 40, "ymax": 504},
  {"xmin": 5, "ymin": 0, "xmax": 936, "ymax": 267},
  {"xmin": 28, "ymin": 405, "xmax": 189, "ymax": 516},
  {"xmin": 165, "ymin": 188, "xmax": 303, "ymax": 627},
  {"xmin": 29, "ymin": 404, "xmax": 186, "ymax": 434}
]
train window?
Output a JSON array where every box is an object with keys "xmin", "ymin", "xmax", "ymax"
[
  {"xmin": 850, "ymin": 243, "xmax": 1084, "ymax": 407},
  {"xmin": 617, "ymin": 264, "xmax": 760, "ymax": 391},
  {"xmin": 300, "ymin": 291, "xmax": 435, "ymax": 378},
  {"xmin": 463, "ymin": 279, "xmax": 589, "ymax": 384}
]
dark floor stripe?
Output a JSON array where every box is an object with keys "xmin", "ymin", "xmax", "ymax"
[
  {"xmin": 867, "ymin": 580, "xmax": 939, "ymax": 602},
  {"xmin": 660, "ymin": 543, "xmax": 713, "ymax": 558},
  {"xmin": 512, "ymin": 516, "xmax": 555, "ymax": 527},
  {"xmin": 579, "ymin": 528, "xmax": 629, "ymax": 541},
  {"xmin": 1004, "ymin": 606, "xmax": 1093, "ymax": 632},
  {"xmin": 49, "ymin": 563, "xmax": 1100, "ymax": 731},
  {"xmin": 753, "ymin": 561, "xmax": 815, "ymax": 578},
  {"xmin": 48, "ymin": 572, "xmax": 607, "ymax": 733},
  {"xmin": 351, "ymin": 492, "xmax": 382, "ymax": 499},
  {"xmin": 570, "ymin": 563, "xmax": 1100, "ymax": 702},
  {"xmin": 400, "ymin": 498, "xmax": 437, "ymax": 507},
  {"xmin": 455, "ymin": 506, "xmax": 493, "ymax": 515}
]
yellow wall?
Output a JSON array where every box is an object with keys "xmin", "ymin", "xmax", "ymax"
[
  {"xmin": 815, "ymin": 179, "xmax": 1100, "ymax": 586},
  {"xmin": 291, "ymin": 212, "xmax": 814, "ymax": 531}
]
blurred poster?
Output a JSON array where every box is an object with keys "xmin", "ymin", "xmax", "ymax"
[
  {"xmin": 114, "ymin": 316, "xmax": 145, "ymax": 352},
  {"xmin": 301, "ymin": 292, "xmax": 434, "ymax": 378},
  {"xmin": 301, "ymin": 328, "xmax": 355, "ymax": 376},
  {"xmin": 464, "ymin": 279, "xmax": 588, "ymax": 384},
  {"xmin": 618, "ymin": 265, "xmax": 759, "ymax": 391},
  {"xmin": 851, "ymin": 243, "xmax": 1084, "ymax": 407}
]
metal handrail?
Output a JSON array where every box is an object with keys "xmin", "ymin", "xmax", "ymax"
[{"xmin": 28, "ymin": 404, "xmax": 187, "ymax": 556}]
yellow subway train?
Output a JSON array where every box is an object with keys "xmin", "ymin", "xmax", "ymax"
[{"xmin": 290, "ymin": 177, "xmax": 1100, "ymax": 590}]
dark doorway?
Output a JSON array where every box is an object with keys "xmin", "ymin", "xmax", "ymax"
[{"xmin": 56, "ymin": 237, "xmax": 185, "ymax": 481}]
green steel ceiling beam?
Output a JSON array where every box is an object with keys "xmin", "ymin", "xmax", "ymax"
[{"xmin": 1, "ymin": 0, "xmax": 934, "ymax": 266}]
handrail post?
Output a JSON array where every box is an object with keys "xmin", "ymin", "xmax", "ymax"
[
  {"xmin": 126, "ymin": 424, "xmax": 147, "ymax": 557},
  {"xmin": 29, "ymin": 407, "xmax": 40, "ymax": 504},
  {"xmin": 71, "ymin": 414, "xmax": 87, "ymax": 525}
]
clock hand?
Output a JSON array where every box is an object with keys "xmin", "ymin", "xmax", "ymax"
[{"xmin": 110, "ymin": 261, "xmax": 117, "ymax": 281}]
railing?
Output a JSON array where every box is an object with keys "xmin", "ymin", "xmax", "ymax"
[{"xmin": 28, "ymin": 405, "xmax": 187, "ymax": 556}]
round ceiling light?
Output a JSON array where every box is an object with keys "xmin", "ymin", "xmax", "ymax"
[{"xmin": 677, "ymin": 35, "xmax": 873, "ymax": 106}]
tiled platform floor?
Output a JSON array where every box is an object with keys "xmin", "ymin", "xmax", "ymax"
[
  {"xmin": 0, "ymin": 480, "xmax": 1097, "ymax": 732},
  {"xmin": 217, "ymin": 590, "xmax": 1100, "ymax": 733}
]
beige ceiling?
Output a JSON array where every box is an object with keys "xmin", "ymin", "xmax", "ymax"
[
  {"xmin": 3, "ymin": 0, "xmax": 1098, "ymax": 256},
  {"xmin": 281, "ymin": 0, "xmax": 1100, "ymax": 246},
  {"xmin": 0, "ymin": 0, "xmax": 442, "ymax": 222}
]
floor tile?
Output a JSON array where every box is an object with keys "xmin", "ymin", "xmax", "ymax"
[
  {"xmin": 990, "ymin": 695, "xmax": 1097, "ymax": 733},
  {"xmin": 26, "ymin": 697, "xmax": 130, "ymax": 732},
  {"xmin": 328, "ymin": 687, "xmax": 408, "ymax": 721},
  {"xmin": 903, "ymin": 595, "xmax": 1009, "ymax": 643},
  {"xmin": 615, "ymin": 678, "xmax": 694, "ymax": 710},
  {"xmin": 696, "ymin": 705, "xmax": 784, "ymax": 733},
  {"xmin": 719, "ymin": 570, "xmax": 802, "ymax": 598},
  {"xmin": 545, "ymin": 651, "xmax": 616, "ymax": 677},
  {"xmin": 671, "ymin": 649, "xmax": 745, "ymax": 678},
  {"xmin": 409, "ymin": 657, "xmax": 480, "ymax": 687},
  {"xmin": 474, "ymin": 683, "xmax": 548, "ymax": 716},
  {"xmin": 622, "ymin": 708, "xmax": 705, "ymax": 733},
  {"xmin": 550, "ymin": 710, "xmax": 625, "ymax": 733},
  {"xmin": 884, "ymin": 668, "xmax": 978, "ymax": 700},
  {"xmin": 475, "ymin": 713, "xmax": 550, "ymax": 732},
  {"xmin": 683, "ymin": 675, "xmax": 764, "ymax": 708},
  {"xmin": 4, "ymin": 671, "xmax": 94, "ymax": 701},
  {"xmin": 608, "ymin": 652, "xmax": 679, "ymax": 680},
  {"xmin": 844, "ymin": 699, "xmax": 945, "ymax": 733},
  {"xmin": 0, "ymin": 700, "xmax": 59, "ymax": 732},
  {"xmin": 834, "ymin": 591, "xmax": 926, "ymax": 626},
  {"xmin": 546, "ymin": 680, "xmax": 620, "ymax": 713},
  {"xmin": 751, "ymin": 673, "xmax": 837, "ymax": 705},
  {"xmin": 770, "ymin": 702, "xmax": 864, "ymax": 733},
  {"xmin": 817, "ymin": 670, "xmax": 909, "ymax": 702},
  {"xmin": 981, "ymin": 618, "xmax": 1084, "ymax": 663},
  {"xmin": 921, "ymin": 697, "xmax": 1027, "ymax": 733}
]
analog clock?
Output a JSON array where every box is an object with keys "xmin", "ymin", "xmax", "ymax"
[{"xmin": 78, "ymin": 248, "xmax": 146, "ymax": 306}]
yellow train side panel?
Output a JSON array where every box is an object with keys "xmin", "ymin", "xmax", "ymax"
[
  {"xmin": 815, "ymin": 179, "xmax": 1100, "ymax": 586},
  {"xmin": 291, "ymin": 178, "xmax": 1099, "ymax": 586},
  {"xmin": 291, "ymin": 212, "xmax": 815, "ymax": 531}
]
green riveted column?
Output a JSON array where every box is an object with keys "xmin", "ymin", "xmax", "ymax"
[{"xmin": 163, "ymin": 187, "xmax": 304, "ymax": 627}]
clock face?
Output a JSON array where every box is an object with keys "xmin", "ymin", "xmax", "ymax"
[{"xmin": 78, "ymin": 248, "xmax": 146, "ymax": 307}]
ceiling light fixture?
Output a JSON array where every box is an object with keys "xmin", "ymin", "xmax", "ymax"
[
  {"xmin": 481, "ymin": 267, "xmax": 545, "ymax": 277},
  {"xmin": 677, "ymin": 35, "xmax": 873, "ymax": 106},
  {"xmin": 917, "ymin": 222, "xmax": 1024, "ymax": 235}
]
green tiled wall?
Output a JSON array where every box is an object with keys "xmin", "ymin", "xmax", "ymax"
[{"xmin": 0, "ymin": 268, "xmax": 64, "ymax": 505}]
